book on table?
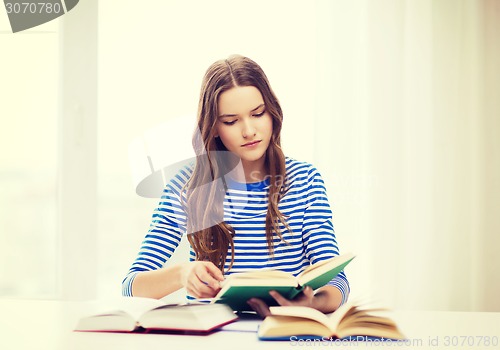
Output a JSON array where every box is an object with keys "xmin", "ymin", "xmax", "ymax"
[
  {"xmin": 211, "ymin": 252, "xmax": 355, "ymax": 311},
  {"xmin": 257, "ymin": 300, "xmax": 406, "ymax": 341},
  {"xmin": 74, "ymin": 297, "xmax": 238, "ymax": 334}
]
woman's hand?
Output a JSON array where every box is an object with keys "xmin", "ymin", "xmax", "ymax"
[
  {"xmin": 246, "ymin": 285, "xmax": 343, "ymax": 318},
  {"xmin": 246, "ymin": 286, "xmax": 315, "ymax": 318},
  {"xmin": 179, "ymin": 261, "xmax": 224, "ymax": 298}
]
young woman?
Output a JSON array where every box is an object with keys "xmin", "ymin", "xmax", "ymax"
[{"xmin": 122, "ymin": 55, "xmax": 349, "ymax": 316}]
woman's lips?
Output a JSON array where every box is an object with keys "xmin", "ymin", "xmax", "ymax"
[{"xmin": 242, "ymin": 140, "xmax": 261, "ymax": 147}]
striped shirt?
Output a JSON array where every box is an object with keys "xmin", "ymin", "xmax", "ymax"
[{"xmin": 122, "ymin": 157, "xmax": 350, "ymax": 304}]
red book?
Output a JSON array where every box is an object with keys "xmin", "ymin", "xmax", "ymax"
[{"xmin": 74, "ymin": 297, "xmax": 238, "ymax": 334}]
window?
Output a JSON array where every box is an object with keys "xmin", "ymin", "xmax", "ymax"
[{"xmin": 0, "ymin": 18, "xmax": 59, "ymax": 297}]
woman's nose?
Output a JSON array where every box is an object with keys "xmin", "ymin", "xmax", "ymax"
[{"xmin": 242, "ymin": 120, "xmax": 256, "ymax": 138}]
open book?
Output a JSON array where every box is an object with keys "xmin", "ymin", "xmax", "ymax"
[
  {"xmin": 74, "ymin": 297, "xmax": 238, "ymax": 334},
  {"xmin": 211, "ymin": 252, "xmax": 355, "ymax": 311},
  {"xmin": 258, "ymin": 301, "xmax": 405, "ymax": 340}
]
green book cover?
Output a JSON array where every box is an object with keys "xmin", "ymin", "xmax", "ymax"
[
  {"xmin": 213, "ymin": 253, "xmax": 355, "ymax": 311},
  {"xmin": 214, "ymin": 285, "xmax": 298, "ymax": 311}
]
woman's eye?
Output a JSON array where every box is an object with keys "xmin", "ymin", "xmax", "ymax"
[
  {"xmin": 253, "ymin": 111, "xmax": 265, "ymax": 117},
  {"xmin": 223, "ymin": 120, "xmax": 236, "ymax": 125}
]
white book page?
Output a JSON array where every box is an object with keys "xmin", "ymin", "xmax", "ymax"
[
  {"xmin": 297, "ymin": 252, "xmax": 355, "ymax": 286},
  {"xmin": 269, "ymin": 306, "xmax": 333, "ymax": 331},
  {"xmin": 81, "ymin": 297, "xmax": 168, "ymax": 321},
  {"xmin": 326, "ymin": 300, "xmax": 358, "ymax": 331}
]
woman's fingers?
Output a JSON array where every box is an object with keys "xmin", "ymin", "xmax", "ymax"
[
  {"xmin": 270, "ymin": 286, "xmax": 315, "ymax": 307},
  {"xmin": 303, "ymin": 286, "xmax": 314, "ymax": 299},
  {"xmin": 247, "ymin": 298, "xmax": 271, "ymax": 318},
  {"xmin": 196, "ymin": 263, "xmax": 223, "ymax": 290},
  {"xmin": 202, "ymin": 261, "xmax": 225, "ymax": 282},
  {"xmin": 268, "ymin": 290, "xmax": 291, "ymax": 306},
  {"xmin": 180, "ymin": 261, "xmax": 225, "ymax": 298},
  {"xmin": 248, "ymin": 288, "xmax": 316, "ymax": 318},
  {"xmin": 187, "ymin": 277, "xmax": 217, "ymax": 298},
  {"xmin": 186, "ymin": 262, "xmax": 225, "ymax": 298}
]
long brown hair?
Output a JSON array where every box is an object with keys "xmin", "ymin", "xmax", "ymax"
[{"xmin": 184, "ymin": 55, "xmax": 289, "ymax": 272}]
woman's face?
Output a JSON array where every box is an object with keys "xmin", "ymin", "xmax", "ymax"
[{"xmin": 215, "ymin": 86, "xmax": 273, "ymax": 171}]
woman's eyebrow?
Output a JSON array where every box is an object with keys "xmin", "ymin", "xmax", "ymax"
[{"xmin": 218, "ymin": 104, "xmax": 265, "ymax": 118}]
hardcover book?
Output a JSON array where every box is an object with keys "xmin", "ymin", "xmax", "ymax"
[
  {"xmin": 258, "ymin": 301, "xmax": 405, "ymax": 341},
  {"xmin": 74, "ymin": 297, "xmax": 238, "ymax": 334},
  {"xmin": 211, "ymin": 252, "xmax": 355, "ymax": 311}
]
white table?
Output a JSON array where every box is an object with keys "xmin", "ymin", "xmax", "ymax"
[{"xmin": 0, "ymin": 299, "xmax": 498, "ymax": 350}]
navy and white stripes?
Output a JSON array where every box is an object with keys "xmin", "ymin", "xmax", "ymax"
[{"xmin": 122, "ymin": 157, "xmax": 350, "ymax": 304}]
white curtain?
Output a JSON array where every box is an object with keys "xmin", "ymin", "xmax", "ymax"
[{"xmin": 314, "ymin": 0, "xmax": 500, "ymax": 312}]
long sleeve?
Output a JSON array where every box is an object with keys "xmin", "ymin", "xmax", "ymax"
[
  {"xmin": 121, "ymin": 171, "xmax": 189, "ymax": 296},
  {"xmin": 301, "ymin": 165, "xmax": 350, "ymax": 305}
]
